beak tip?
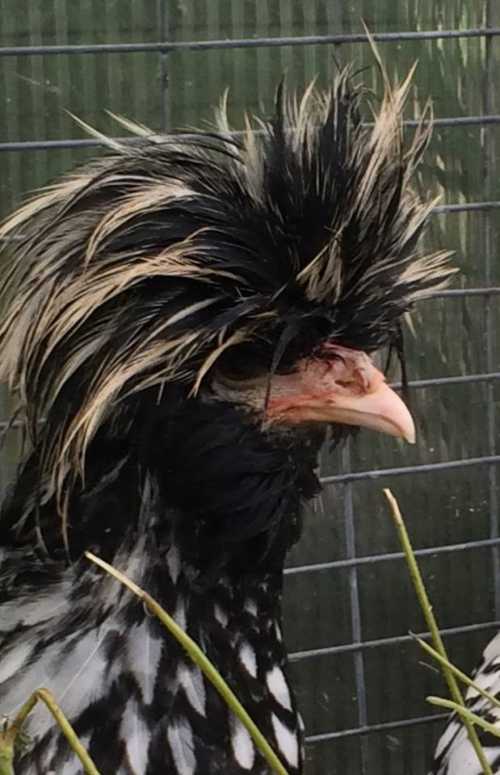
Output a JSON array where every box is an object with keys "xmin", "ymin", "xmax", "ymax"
[{"xmin": 403, "ymin": 424, "xmax": 416, "ymax": 445}]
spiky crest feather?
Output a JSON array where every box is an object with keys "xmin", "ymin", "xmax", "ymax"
[{"xmin": 0, "ymin": 66, "xmax": 452, "ymax": 512}]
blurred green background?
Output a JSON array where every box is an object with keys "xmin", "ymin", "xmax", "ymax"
[{"xmin": 1, "ymin": 2, "xmax": 499, "ymax": 773}]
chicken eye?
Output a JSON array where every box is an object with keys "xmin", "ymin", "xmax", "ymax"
[
  {"xmin": 327, "ymin": 352, "xmax": 346, "ymax": 366},
  {"xmin": 217, "ymin": 353, "xmax": 267, "ymax": 384},
  {"xmin": 316, "ymin": 342, "xmax": 346, "ymax": 366},
  {"xmin": 220, "ymin": 367, "xmax": 265, "ymax": 384}
]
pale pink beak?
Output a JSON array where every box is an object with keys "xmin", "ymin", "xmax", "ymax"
[{"xmin": 266, "ymin": 344, "xmax": 415, "ymax": 444}]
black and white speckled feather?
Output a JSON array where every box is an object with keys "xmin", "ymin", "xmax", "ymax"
[{"xmin": 0, "ymin": 65, "xmax": 451, "ymax": 774}]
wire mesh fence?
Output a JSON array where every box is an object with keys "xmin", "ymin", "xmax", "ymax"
[{"xmin": 0, "ymin": 2, "xmax": 499, "ymax": 773}]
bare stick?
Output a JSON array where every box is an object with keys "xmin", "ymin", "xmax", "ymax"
[
  {"xmin": 417, "ymin": 637, "xmax": 500, "ymax": 711},
  {"xmin": 0, "ymin": 688, "xmax": 100, "ymax": 775},
  {"xmin": 428, "ymin": 696, "xmax": 500, "ymax": 739}
]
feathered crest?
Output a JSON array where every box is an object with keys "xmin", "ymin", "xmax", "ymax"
[{"xmin": 0, "ymin": 64, "xmax": 452, "ymax": 508}]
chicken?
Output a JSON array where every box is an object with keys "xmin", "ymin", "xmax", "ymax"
[{"xmin": 0, "ymin": 67, "xmax": 451, "ymax": 774}]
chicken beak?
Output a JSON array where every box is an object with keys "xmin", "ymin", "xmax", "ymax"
[
  {"xmin": 316, "ymin": 378, "xmax": 416, "ymax": 443},
  {"xmin": 266, "ymin": 345, "xmax": 416, "ymax": 443}
]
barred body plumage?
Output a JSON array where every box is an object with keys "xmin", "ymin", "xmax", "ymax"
[{"xmin": 0, "ymin": 65, "xmax": 451, "ymax": 773}]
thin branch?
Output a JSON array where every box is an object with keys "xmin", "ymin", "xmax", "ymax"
[
  {"xmin": 416, "ymin": 637, "xmax": 500, "ymax": 711},
  {"xmin": 428, "ymin": 696, "xmax": 500, "ymax": 739},
  {"xmin": 0, "ymin": 688, "xmax": 100, "ymax": 775}
]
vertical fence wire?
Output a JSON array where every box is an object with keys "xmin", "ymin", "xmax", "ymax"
[
  {"xmin": 157, "ymin": 0, "xmax": 169, "ymax": 133},
  {"xmin": 482, "ymin": 0, "xmax": 500, "ymax": 617},
  {"xmin": 341, "ymin": 442, "xmax": 370, "ymax": 773}
]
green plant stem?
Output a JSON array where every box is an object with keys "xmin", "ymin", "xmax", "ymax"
[
  {"xmin": 428, "ymin": 696, "xmax": 500, "ymax": 739},
  {"xmin": 417, "ymin": 637, "xmax": 500, "ymax": 711},
  {"xmin": 86, "ymin": 551, "xmax": 290, "ymax": 775},
  {"xmin": 383, "ymin": 489, "xmax": 493, "ymax": 775},
  {"xmin": 0, "ymin": 689, "xmax": 100, "ymax": 775},
  {"xmin": 0, "ymin": 728, "xmax": 15, "ymax": 775}
]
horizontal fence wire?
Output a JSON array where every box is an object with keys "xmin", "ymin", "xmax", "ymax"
[
  {"xmin": 2, "ymin": 22, "xmax": 500, "ymax": 753},
  {"xmin": 306, "ymin": 713, "xmax": 449, "ymax": 744},
  {"xmin": 321, "ymin": 455, "xmax": 500, "ymax": 485},
  {"xmin": 286, "ymin": 537, "xmax": 500, "ymax": 576},
  {"xmin": 291, "ymin": 617, "xmax": 500, "ymax": 660},
  {"xmin": 0, "ymin": 27, "xmax": 500, "ymax": 57},
  {"xmin": 2, "ymin": 114, "xmax": 500, "ymax": 153}
]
